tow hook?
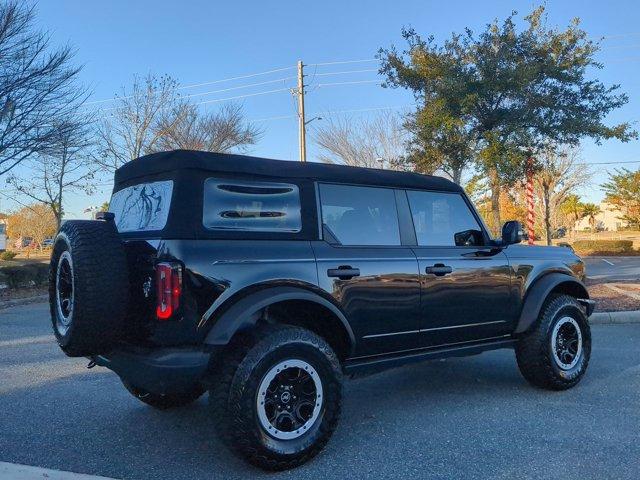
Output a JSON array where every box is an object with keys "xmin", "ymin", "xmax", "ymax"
[{"xmin": 87, "ymin": 360, "xmax": 97, "ymax": 369}]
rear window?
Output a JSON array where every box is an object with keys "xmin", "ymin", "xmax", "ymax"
[
  {"xmin": 109, "ymin": 180, "xmax": 173, "ymax": 232},
  {"xmin": 203, "ymin": 178, "xmax": 301, "ymax": 232}
]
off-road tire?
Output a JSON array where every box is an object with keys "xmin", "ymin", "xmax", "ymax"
[
  {"xmin": 49, "ymin": 220, "xmax": 129, "ymax": 357},
  {"xmin": 209, "ymin": 324, "xmax": 343, "ymax": 471},
  {"xmin": 515, "ymin": 294, "xmax": 591, "ymax": 390},
  {"xmin": 122, "ymin": 381, "xmax": 206, "ymax": 409}
]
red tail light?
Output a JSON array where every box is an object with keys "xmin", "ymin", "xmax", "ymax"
[{"xmin": 155, "ymin": 262, "xmax": 182, "ymax": 320}]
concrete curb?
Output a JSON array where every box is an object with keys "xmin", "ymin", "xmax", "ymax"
[
  {"xmin": 590, "ymin": 310, "xmax": 640, "ymax": 324},
  {"xmin": 0, "ymin": 294, "xmax": 48, "ymax": 310}
]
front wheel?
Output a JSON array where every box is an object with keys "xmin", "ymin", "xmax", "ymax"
[
  {"xmin": 515, "ymin": 295, "xmax": 591, "ymax": 390},
  {"xmin": 210, "ymin": 325, "xmax": 343, "ymax": 471}
]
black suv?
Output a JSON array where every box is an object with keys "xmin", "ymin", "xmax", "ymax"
[{"xmin": 50, "ymin": 150, "xmax": 594, "ymax": 470}]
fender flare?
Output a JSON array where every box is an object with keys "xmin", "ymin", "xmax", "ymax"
[
  {"xmin": 514, "ymin": 272, "xmax": 590, "ymax": 334},
  {"xmin": 203, "ymin": 286, "xmax": 356, "ymax": 354}
]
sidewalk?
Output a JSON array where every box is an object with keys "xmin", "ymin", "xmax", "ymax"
[{"xmin": 589, "ymin": 310, "xmax": 640, "ymax": 324}]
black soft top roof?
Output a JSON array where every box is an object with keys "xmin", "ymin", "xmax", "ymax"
[{"xmin": 114, "ymin": 149, "xmax": 461, "ymax": 192}]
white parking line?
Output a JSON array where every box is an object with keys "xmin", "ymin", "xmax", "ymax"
[
  {"xmin": 601, "ymin": 258, "xmax": 615, "ymax": 266},
  {"xmin": 0, "ymin": 462, "xmax": 118, "ymax": 480},
  {"xmin": 0, "ymin": 335, "xmax": 53, "ymax": 348}
]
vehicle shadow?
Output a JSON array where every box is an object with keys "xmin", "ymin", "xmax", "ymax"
[{"xmin": 0, "ymin": 348, "xmax": 538, "ymax": 480}]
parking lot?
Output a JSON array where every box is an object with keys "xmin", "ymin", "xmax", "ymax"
[{"xmin": 1, "ymin": 302, "xmax": 639, "ymax": 480}]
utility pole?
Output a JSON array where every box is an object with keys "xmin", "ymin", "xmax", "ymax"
[{"xmin": 296, "ymin": 60, "xmax": 307, "ymax": 162}]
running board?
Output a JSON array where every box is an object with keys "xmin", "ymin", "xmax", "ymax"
[{"xmin": 344, "ymin": 337, "xmax": 516, "ymax": 376}]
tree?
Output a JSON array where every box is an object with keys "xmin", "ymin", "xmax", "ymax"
[
  {"xmin": 7, "ymin": 114, "xmax": 96, "ymax": 229},
  {"xmin": 405, "ymin": 110, "xmax": 476, "ymax": 184},
  {"xmin": 560, "ymin": 194, "xmax": 588, "ymax": 233},
  {"xmin": 379, "ymin": 6, "xmax": 635, "ymax": 228},
  {"xmin": 602, "ymin": 168, "xmax": 640, "ymax": 229},
  {"xmin": 7, "ymin": 203, "xmax": 56, "ymax": 250},
  {"xmin": 0, "ymin": 2, "xmax": 88, "ymax": 175},
  {"xmin": 152, "ymin": 102, "xmax": 261, "ymax": 153},
  {"xmin": 581, "ymin": 203, "xmax": 601, "ymax": 231},
  {"xmin": 313, "ymin": 113, "xmax": 407, "ymax": 169},
  {"xmin": 533, "ymin": 147, "xmax": 591, "ymax": 245},
  {"xmin": 94, "ymin": 74, "xmax": 180, "ymax": 172}
]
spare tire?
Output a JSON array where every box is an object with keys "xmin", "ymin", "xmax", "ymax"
[{"xmin": 49, "ymin": 220, "xmax": 130, "ymax": 357}]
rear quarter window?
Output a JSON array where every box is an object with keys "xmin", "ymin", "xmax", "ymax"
[
  {"xmin": 203, "ymin": 178, "xmax": 301, "ymax": 232},
  {"xmin": 109, "ymin": 180, "xmax": 173, "ymax": 232}
]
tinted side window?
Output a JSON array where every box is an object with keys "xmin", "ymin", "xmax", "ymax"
[
  {"xmin": 319, "ymin": 184, "xmax": 400, "ymax": 246},
  {"xmin": 407, "ymin": 191, "xmax": 484, "ymax": 246},
  {"xmin": 203, "ymin": 178, "xmax": 301, "ymax": 232}
]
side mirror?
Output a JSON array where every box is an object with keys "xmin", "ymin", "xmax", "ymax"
[{"xmin": 502, "ymin": 221, "xmax": 525, "ymax": 245}]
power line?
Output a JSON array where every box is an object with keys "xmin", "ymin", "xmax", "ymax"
[
  {"xmin": 92, "ymin": 77, "xmax": 296, "ymax": 112},
  {"xmin": 313, "ymin": 68, "xmax": 378, "ymax": 77},
  {"xmin": 307, "ymin": 59, "xmax": 377, "ymax": 67},
  {"xmin": 317, "ymin": 79, "xmax": 380, "ymax": 88},
  {"xmin": 85, "ymin": 65, "xmax": 297, "ymax": 106},
  {"xmin": 178, "ymin": 65, "xmax": 296, "ymax": 90},
  {"xmin": 601, "ymin": 43, "xmax": 640, "ymax": 50},
  {"xmin": 579, "ymin": 160, "xmax": 640, "ymax": 165},
  {"xmin": 196, "ymin": 87, "xmax": 291, "ymax": 106},
  {"xmin": 602, "ymin": 32, "xmax": 640, "ymax": 40}
]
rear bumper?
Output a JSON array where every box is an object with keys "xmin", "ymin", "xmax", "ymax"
[
  {"xmin": 578, "ymin": 298, "xmax": 596, "ymax": 317},
  {"xmin": 92, "ymin": 345, "xmax": 211, "ymax": 395}
]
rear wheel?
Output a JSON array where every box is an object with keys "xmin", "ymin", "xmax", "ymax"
[
  {"xmin": 122, "ymin": 381, "xmax": 206, "ymax": 410},
  {"xmin": 49, "ymin": 220, "xmax": 129, "ymax": 357},
  {"xmin": 210, "ymin": 325, "xmax": 342, "ymax": 471},
  {"xmin": 515, "ymin": 295, "xmax": 591, "ymax": 390}
]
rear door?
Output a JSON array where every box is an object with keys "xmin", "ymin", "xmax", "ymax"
[
  {"xmin": 312, "ymin": 183, "xmax": 421, "ymax": 357},
  {"xmin": 406, "ymin": 190, "xmax": 515, "ymax": 347}
]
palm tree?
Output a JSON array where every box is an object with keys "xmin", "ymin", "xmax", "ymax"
[{"xmin": 581, "ymin": 203, "xmax": 601, "ymax": 232}]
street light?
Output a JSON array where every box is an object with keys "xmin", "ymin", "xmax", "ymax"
[{"xmin": 305, "ymin": 116, "xmax": 322, "ymax": 126}]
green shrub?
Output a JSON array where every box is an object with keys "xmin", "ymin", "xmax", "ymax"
[
  {"xmin": 0, "ymin": 251, "xmax": 17, "ymax": 261},
  {"xmin": 0, "ymin": 263, "xmax": 49, "ymax": 288},
  {"xmin": 571, "ymin": 240, "xmax": 635, "ymax": 255}
]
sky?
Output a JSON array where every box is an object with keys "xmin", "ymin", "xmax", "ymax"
[{"xmin": 1, "ymin": 0, "xmax": 639, "ymax": 218}]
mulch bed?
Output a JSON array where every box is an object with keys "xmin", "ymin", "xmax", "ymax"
[{"xmin": 586, "ymin": 279, "xmax": 640, "ymax": 312}]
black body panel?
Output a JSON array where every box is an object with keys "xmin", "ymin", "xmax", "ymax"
[{"xmin": 102, "ymin": 150, "xmax": 592, "ymax": 384}]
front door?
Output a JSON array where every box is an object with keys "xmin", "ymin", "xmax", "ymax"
[
  {"xmin": 313, "ymin": 183, "xmax": 421, "ymax": 357},
  {"xmin": 405, "ymin": 190, "xmax": 515, "ymax": 347}
]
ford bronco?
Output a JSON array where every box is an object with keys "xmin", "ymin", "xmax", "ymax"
[{"xmin": 49, "ymin": 150, "xmax": 594, "ymax": 470}]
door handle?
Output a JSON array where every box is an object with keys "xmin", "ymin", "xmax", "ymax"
[
  {"xmin": 425, "ymin": 264, "xmax": 453, "ymax": 276},
  {"xmin": 327, "ymin": 266, "xmax": 360, "ymax": 280}
]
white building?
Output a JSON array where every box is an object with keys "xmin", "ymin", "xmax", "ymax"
[{"xmin": 574, "ymin": 202, "xmax": 628, "ymax": 231}]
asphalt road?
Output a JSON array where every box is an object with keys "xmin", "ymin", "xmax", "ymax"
[
  {"xmin": 584, "ymin": 256, "xmax": 640, "ymax": 282},
  {"xmin": 1, "ymin": 303, "xmax": 639, "ymax": 480}
]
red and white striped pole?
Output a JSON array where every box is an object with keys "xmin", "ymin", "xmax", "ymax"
[{"xmin": 526, "ymin": 157, "xmax": 535, "ymax": 245}]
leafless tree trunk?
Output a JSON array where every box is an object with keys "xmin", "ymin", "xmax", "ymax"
[{"xmin": 0, "ymin": 2, "xmax": 88, "ymax": 176}]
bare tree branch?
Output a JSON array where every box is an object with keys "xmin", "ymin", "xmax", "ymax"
[
  {"xmin": 94, "ymin": 74, "xmax": 179, "ymax": 172},
  {"xmin": 0, "ymin": 1, "xmax": 88, "ymax": 176},
  {"xmin": 152, "ymin": 102, "xmax": 261, "ymax": 153},
  {"xmin": 313, "ymin": 113, "xmax": 408, "ymax": 169},
  {"xmin": 7, "ymin": 112, "xmax": 97, "ymax": 228}
]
